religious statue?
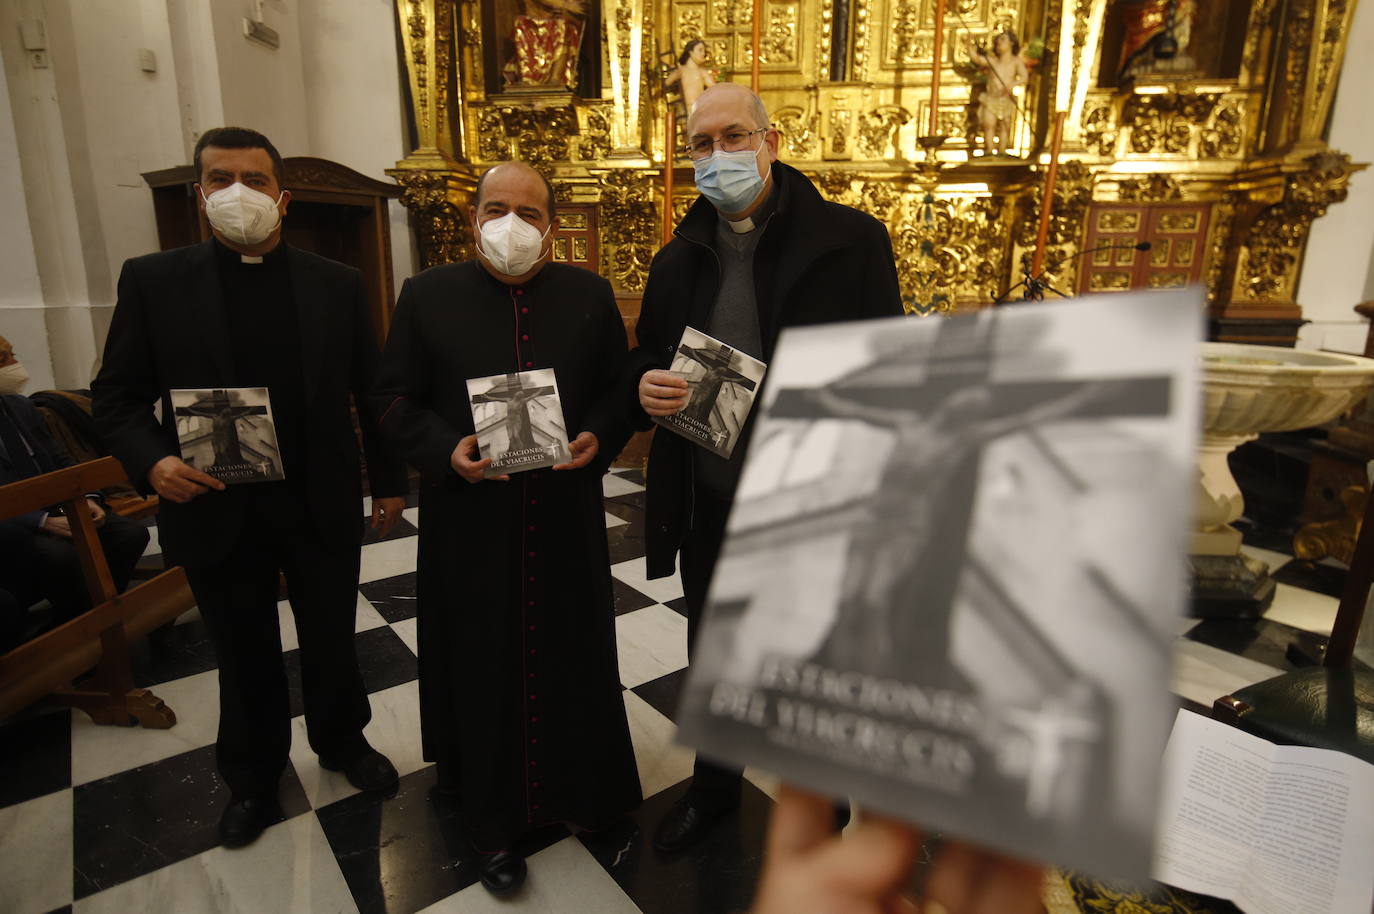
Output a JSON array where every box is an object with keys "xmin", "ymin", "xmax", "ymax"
[
  {"xmin": 502, "ymin": 0, "xmax": 587, "ymax": 90},
  {"xmin": 967, "ymin": 31, "xmax": 1029, "ymax": 157},
  {"xmin": 1117, "ymin": 0, "xmax": 1198, "ymax": 80},
  {"xmin": 664, "ymin": 39, "xmax": 717, "ymax": 112}
]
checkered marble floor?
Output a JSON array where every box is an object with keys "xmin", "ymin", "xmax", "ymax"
[{"xmin": 0, "ymin": 468, "xmax": 1352, "ymax": 914}]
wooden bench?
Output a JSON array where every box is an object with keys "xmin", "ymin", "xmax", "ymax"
[{"xmin": 0, "ymin": 457, "xmax": 194, "ymax": 727}]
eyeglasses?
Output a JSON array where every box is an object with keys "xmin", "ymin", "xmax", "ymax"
[{"xmin": 683, "ymin": 127, "xmax": 768, "ymax": 161}]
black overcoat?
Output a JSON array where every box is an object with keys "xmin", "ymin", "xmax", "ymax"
[
  {"xmin": 623, "ymin": 162, "xmax": 906, "ymax": 579},
  {"xmin": 372, "ymin": 260, "xmax": 641, "ymax": 849}
]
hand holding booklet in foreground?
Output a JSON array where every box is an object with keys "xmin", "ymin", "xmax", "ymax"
[{"xmin": 1154, "ymin": 710, "xmax": 1374, "ymax": 914}]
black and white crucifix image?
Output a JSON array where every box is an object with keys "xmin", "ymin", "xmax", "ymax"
[
  {"xmin": 654, "ymin": 326, "xmax": 767, "ymax": 459},
  {"xmin": 170, "ymin": 387, "xmax": 284, "ymax": 484},
  {"xmin": 466, "ymin": 368, "xmax": 569, "ymax": 477}
]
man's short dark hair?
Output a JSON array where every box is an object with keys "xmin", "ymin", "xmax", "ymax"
[
  {"xmin": 474, "ymin": 164, "xmax": 558, "ymax": 223},
  {"xmin": 193, "ymin": 127, "xmax": 286, "ymax": 186}
]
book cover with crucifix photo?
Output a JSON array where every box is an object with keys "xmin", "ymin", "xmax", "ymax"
[
  {"xmin": 652, "ymin": 326, "xmax": 768, "ymax": 459},
  {"xmin": 170, "ymin": 387, "xmax": 285, "ymax": 484},
  {"xmin": 674, "ymin": 289, "xmax": 1203, "ymax": 882},
  {"xmin": 466, "ymin": 368, "xmax": 570, "ymax": 478}
]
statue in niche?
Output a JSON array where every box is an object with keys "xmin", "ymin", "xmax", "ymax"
[
  {"xmin": 967, "ymin": 31, "xmax": 1029, "ymax": 157},
  {"xmin": 664, "ymin": 39, "xmax": 718, "ymax": 112},
  {"xmin": 1117, "ymin": 0, "xmax": 1198, "ymax": 80},
  {"xmin": 503, "ymin": 0, "xmax": 587, "ymax": 90}
]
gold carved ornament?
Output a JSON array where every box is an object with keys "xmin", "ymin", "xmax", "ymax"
[
  {"xmin": 1117, "ymin": 173, "xmax": 1183, "ymax": 202},
  {"xmin": 394, "ymin": 171, "xmax": 471, "ymax": 269},
  {"xmin": 1204, "ymin": 192, "xmax": 1239, "ymax": 307},
  {"xmin": 1014, "ymin": 160, "xmax": 1094, "ymax": 292},
  {"xmin": 1239, "ymin": 151, "xmax": 1356, "ymax": 302},
  {"xmin": 1121, "ymin": 93, "xmax": 1219, "ymax": 156},
  {"xmin": 599, "ymin": 170, "xmax": 658, "ymax": 292}
]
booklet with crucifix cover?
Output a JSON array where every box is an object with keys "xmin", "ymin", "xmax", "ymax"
[
  {"xmin": 466, "ymin": 368, "xmax": 570, "ymax": 478},
  {"xmin": 674, "ymin": 289, "xmax": 1203, "ymax": 882},
  {"xmin": 652, "ymin": 326, "xmax": 768, "ymax": 459},
  {"xmin": 170, "ymin": 387, "xmax": 285, "ymax": 484}
]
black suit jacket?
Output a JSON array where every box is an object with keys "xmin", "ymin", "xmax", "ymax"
[{"xmin": 92, "ymin": 241, "xmax": 407, "ymax": 568}]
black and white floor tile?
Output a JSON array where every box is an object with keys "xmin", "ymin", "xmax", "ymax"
[{"xmin": 0, "ymin": 468, "xmax": 1354, "ymax": 914}]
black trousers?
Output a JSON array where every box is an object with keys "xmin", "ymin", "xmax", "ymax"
[
  {"xmin": 679, "ymin": 488, "xmax": 745, "ymax": 811},
  {"xmin": 27, "ymin": 514, "xmax": 150, "ymax": 624},
  {"xmin": 182, "ymin": 497, "xmax": 370, "ymax": 799}
]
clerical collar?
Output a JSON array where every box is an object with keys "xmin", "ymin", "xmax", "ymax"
[
  {"xmin": 719, "ymin": 182, "xmax": 778, "ymax": 235},
  {"xmin": 212, "ymin": 237, "xmax": 286, "ymax": 267}
]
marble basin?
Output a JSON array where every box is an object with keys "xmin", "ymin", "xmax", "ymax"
[
  {"xmin": 1202, "ymin": 343, "xmax": 1374, "ymax": 437},
  {"xmin": 1193, "ymin": 342, "xmax": 1374, "ymax": 616}
]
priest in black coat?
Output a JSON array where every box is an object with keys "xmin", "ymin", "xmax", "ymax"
[
  {"xmin": 92, "ymin": 128, "xmax": 409, "ymax": 850},
  {"xmin": 372, "ymin": 162, "xmax": 640, "ymax": 895}
]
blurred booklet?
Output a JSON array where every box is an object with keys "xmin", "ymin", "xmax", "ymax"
[
  {"xmin": 1154, "ymin": 710, "xmax": 1374, "ymax": 914},
  {"xmin": 170, "ymin": 387, "xmax": 284, "ymax": 484},
  {"xmin": 652, "ymin": 326, "xmax": 766, "ymax": 459},
  {"xmin": 466, "ymin": 369, "xmax": 569, "ymax": 478},
  {"xmin": 675, "ymin": 289, "xmax": 1204, "ymax": 881}
]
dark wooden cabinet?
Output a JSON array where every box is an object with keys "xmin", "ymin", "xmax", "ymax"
[{"xmin": 141, "ymin": 157, "xmax": 403, "ymax": 344}]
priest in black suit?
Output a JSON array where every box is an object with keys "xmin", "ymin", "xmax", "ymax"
[
  {"xmin": 92, "ymin": 127, "xmax": 408, "ymax": 849},
  {"xmin": 372, "ymin": 162, "xmax": 640, "ymax": 895}
]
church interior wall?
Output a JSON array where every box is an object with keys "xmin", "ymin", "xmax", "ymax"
[
  {"xmin": 0, "ymin": 0, "xmax": 416, "ymax": 391},
  {"xmin": 1294, "ymin": 0, "xmax": 1374, "ymax": 356},
  {"xmin": 0, "ymin": 48, "xmax": 51, "ymax": 392}
]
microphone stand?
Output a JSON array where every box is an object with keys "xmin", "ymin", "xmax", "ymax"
[{"xmin": 992, "ymin": 241, "xmax": 1151, "ymax": 306}]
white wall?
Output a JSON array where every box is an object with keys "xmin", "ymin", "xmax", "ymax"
[
  {"xmin": 0, "ymin": 0, "xmax": 416, "ymax": 389},
  {"xmin": 207, "ymin": 0, "xmax": 310, "ymax": 155},
  {"xmin": 1295, "ymin": 0, "xmax": 1374, "ymax": 354},
  {"xmin": 297, "ymin": 0, "xmax": 415, "ymax": 294},
  {"xmin": 0, "ymin": 48, "xmax": 53, "ymax": 391}
]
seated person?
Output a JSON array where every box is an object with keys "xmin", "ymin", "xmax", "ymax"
[{"xmin": 0, "ymin": 336, "xmax": 148, "ymax": 630}]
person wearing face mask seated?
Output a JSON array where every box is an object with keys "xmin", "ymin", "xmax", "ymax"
[
  {"xmin": 0, "ymin": 335, "xmax": 149, "ymax": 641},
  {"xmin": 371, "ymin": 161, "xmax": 640, "ymax": 896},
  {"xmin": 626, "ymin": 83, "xmax": 905, "ymax": 853},
  {"xmin": 91, "ymin": 127, "xmax": 409, "ymax": 850}
]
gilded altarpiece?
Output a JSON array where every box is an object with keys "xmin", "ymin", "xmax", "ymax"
[{"xmin": 389, "ymin": 0, "xmax": 1363, "ymax": 344}]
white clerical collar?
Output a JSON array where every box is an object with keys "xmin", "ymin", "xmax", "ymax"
[
  {"xmin": 726, "ymin": 216, "xmax": 755, "ymax": 234},
  {"xmin": 240, "ymin": 255, "xmax": 263, "ymax": 264}
]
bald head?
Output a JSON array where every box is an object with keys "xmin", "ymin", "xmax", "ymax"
[
  {"xmin": 474, "ymin": 162, "xmax": 557, "ymax": 223},
  {"xmin": 686, "ymin": 83, "xmax": 770, "ymax": 137}
]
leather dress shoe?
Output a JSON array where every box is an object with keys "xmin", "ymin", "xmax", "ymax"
[
  {"xmin": 476, "ymin": 849, "xmax": 527, "ymax": 895},
  {"xmin": 218, "ymin": 794, "xmax": 281, "ymax": 848},
  {"xmin": 652, "ymin": 795, "xmax": 736, "ymax": 853},
  {"xmin": 320, "ymin": 747, "xmax": 399, "ymax": 794}
]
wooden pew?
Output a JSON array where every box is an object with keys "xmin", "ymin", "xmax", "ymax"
[{"xmin": 0, "ymin": 457, "xmax": 193, "ymax": 727}]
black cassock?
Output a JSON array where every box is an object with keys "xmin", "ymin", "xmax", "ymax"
[{"xmin": 373, "ymin": 261, "xmax": 641, "ymax": 849}]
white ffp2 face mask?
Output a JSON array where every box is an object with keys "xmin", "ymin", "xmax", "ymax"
[
  {"xmin": 0, "ymin": 362, "xmax": 30, "ymax": 394},
  {"xmin": 200, "ymin": 182, "xmax": 284, "ymax": 246},
  {"xmin": 476, "ymin": 212, "xmax": 550, "ymax": 277}
]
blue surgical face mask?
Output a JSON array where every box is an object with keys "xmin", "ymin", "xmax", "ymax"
[{"xmin": 693, "ymin": 141, "xmax": 769, "ymax": 214}]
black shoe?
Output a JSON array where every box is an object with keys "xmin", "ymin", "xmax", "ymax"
[
  {"xmin": 476, "ymin": 849, "xmax": 527, "ymax": 895},
  {"xmin": 218, "ymin": 794, "xmax": 281, "ymax": 848},
  {"xmin": 320, "ymin": 747, "xmax": 399, "ymax": 794},
  {"xmin": 652, "ymin": 795, "xmax": 736, "ymax": 853}
]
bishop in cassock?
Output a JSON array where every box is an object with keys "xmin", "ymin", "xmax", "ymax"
[{"xmin": 372, "ymin": 162, "xmax": 640, "ymax": 895}]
